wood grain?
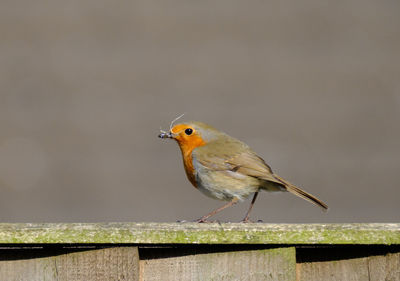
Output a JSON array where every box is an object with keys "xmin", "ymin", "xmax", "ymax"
[
  {"xmin": 140, "ymin": 247, "xmax": 296, "ymax": 281},
  {"xmin": 0, "ymin": 247, "xmax": 139, "ymax": 281},
  {"xmin": 297, "ymin": 252, "xmax": 400, "ymax": 281},
  {"xmin": 368, "ymin": 252, "xmax": 400, "ymax": 281},
  {"xmin": 0, "ymin": 223, "xmax": 399, "ymax": 244}
]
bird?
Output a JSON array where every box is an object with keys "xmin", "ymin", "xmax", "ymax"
[{"xmin": 159, "ymin": 119, "xmax": 328, "ymax": 222}]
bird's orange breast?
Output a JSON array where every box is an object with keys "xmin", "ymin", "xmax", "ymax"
[{"xmin": 174, "ymin": 134, "xmax": 206, "ymax": 187}]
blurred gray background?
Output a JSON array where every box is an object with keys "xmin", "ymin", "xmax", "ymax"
[{"xmin": 1, "ymin": 0, "xmax": 399, "ymax": 223}]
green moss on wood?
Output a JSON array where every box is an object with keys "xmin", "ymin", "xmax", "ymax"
[{"xmin": 0, "ymin": 223, "xmax": 398, "ymax": 244}]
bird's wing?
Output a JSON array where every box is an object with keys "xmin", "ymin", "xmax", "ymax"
[{"xmin": 192, "ymin": 138, "xmax": 283, "ymax": 185}]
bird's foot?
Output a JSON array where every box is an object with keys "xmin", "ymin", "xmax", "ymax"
[
  {"xmin": 240, "ymin": 218, "xmax": 264, "ymax": 223},
  {"xmin": 194, "ymin": 218, "xmax": 219, "ymax": 223}
]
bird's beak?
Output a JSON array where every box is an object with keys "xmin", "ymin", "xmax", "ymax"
[{"xmin": 158, "ymin": 131, "xmax": 173, "ymax": 139}]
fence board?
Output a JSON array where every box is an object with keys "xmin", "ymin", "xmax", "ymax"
[
  {"xmin": 0, "ymin": 247, "xmax": 139, "ymax": 281},
  {"xmin": 297, "ymin": 252, "xmax": 400, "ymax": 281},
  {"xmin": 368, "ymin": 252, "xmax": 400, "ymax": 281},
  {"xmin": 140, "ymin": 247, "xmax": 296, "ymax": 281},
  {"xmin": 0, "ymin": 223, "xmax": 399, "ymax": 280},
  {"xmin": 0, "ymin": 223, "xmax": 399, "ymax": 244}
]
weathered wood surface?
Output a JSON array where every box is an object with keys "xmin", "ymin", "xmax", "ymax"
[
  {"xmin": 0, "ymin": 223, "xmax": 399, "ymax": 244},
  {"xmin": 297, "ymin": 251, "xmax": 400, "ymax": 281},
  {"xmin": 0, "ymin": 245, "xmax": 398, "ymax": 281},
  {"xmin": 140, "ymin": 247, "xmax": 296, "ymax": 281},
  {"xmin": 0, "ymin": 247, "xmax": 139, "ymax": 281},
  {"xmin": 0, "ymin": 223, "xmax": 399, "ymax": 281}
]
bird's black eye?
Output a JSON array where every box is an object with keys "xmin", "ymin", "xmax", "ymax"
[{"xmin": 185, "ymin": 128, "xmax": 193, "ymax": 135}]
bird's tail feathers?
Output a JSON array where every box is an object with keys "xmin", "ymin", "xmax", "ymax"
[{"xmin": 273, "ymin": 174, "xmax": 328, "ymax": 211}]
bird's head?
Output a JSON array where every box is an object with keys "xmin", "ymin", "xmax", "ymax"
[{"xmin": 159, "ymin": 121, "xmax": 222, "ymax": 153}]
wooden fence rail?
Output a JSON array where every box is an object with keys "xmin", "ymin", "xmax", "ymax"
[{"xmin": 0, "ymin": 223, "xmax": 399, "ymax": 280}]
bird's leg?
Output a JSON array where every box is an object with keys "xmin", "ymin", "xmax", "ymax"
[
  {"xmin": 196, "ymin": 198, "xmax": 239, "ymax": 223},
  {"xmin": 241, "ymin": 192, "xmax": 259, "ymax": 223}
]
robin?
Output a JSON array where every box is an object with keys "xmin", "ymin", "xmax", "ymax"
[{"xmin": 159, "ymin": 119, "xmax": 328, "ymax": 222}]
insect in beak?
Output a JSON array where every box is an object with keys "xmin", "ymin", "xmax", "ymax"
[
  {"xmin": 158, "ymin": 130, "xmax": 173, "ymax": 139},
  {"xmin": 158, "ymin": 113, "xmax": 185, "ymax": 139}
]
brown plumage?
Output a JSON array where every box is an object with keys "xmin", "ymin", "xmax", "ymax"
[{"xmin": 159, "ymin": 121, "xmax": 328, "ymax": 222}]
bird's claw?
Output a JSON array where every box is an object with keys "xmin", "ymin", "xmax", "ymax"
[
  {"xmin": 240, "ymin": 218, "xmax": 263, "ymax": 223},
  {"xmin": 194, "ymin": 218, "xmax": 220, "ymax": 223}
]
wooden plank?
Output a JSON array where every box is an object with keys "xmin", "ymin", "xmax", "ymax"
[
  {"xmin": 0, "ymin": 223, "xmax": 399, "ymax": 244},
  {"xmin": 297, "ymin": 252, "xmax": 400, "ymax": 281},
  {"xmin": 140, "ymin": 247, "xmax": 296, "ymax": 281},
  {"xmin": 368, "ymin": 252, "xmax": 400, "ymax": 281},
  {"xmin": 297, "ymin": 258, "xmax": 370, "ymax": 281},
  {"xmin": 0, "ymin": 247, "xmax": 139, "ymax": 281}
]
